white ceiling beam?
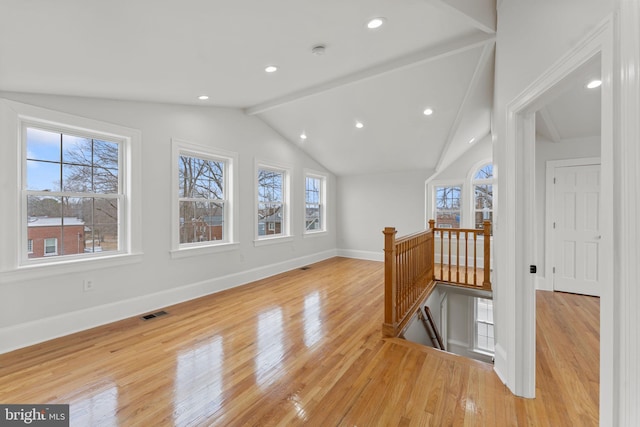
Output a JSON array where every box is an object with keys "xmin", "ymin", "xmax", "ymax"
[
  {"xmin": 245, "ymin": 32, "xmax": 495, "ymax": 116},
  {"xmin": 537, "ymin": 107, "xmax": 563, "ymax": 143},
  {"xmin": 423, "ymin": 0, "xmax": 496, "ymax": 35},
  {"xmin": 434, "ymin": 40, "xmax": 495, "ymax": 172}
]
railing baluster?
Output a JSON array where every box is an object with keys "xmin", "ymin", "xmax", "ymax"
[
  {"xmin": 464, "ymin": 231, "xmax": 469, "ymax": 285},
  {"xmin": 383, "ymin": 221, "xmax": 491, "ymax": 338}
]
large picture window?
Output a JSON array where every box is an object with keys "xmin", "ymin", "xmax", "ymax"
[
  {"xmin": 178, "ymin": 155, "xmax": 226, "ymax": 244},
  {"xmin": 256, "ymin": 162, "xmax": 291, "ymax": 243},
  {"xmin": 24, "ymin": 126, "xmax": 122, "ymax": 260},
  {"xmin": 473, "ymin": 163, "xmax": 494, "ymax": 232},
  {"xmin": 434, "ymin": 185, "xmax": 461, "ymax": 228},
  {"xmin": 304, "ymin": 172, "xmax": 326, "ymax": 234},
  {"xmin": 171, "ymin": 139, "xmax": 236, "ymax": 255},
  {"xmin": 258, "ymin": 168, "xmax": 285, "ymax": 237}
]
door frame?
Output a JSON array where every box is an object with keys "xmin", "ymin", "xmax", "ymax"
[
  {"xmin": 544, "ymin": 157, "xmax": 601, "ymax": 293},
  {"xmin": 502, "ymin": 17, "xmax": 613, "ymax": 402}
]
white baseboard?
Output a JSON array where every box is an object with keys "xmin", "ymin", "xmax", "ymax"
[
  {"xmin": 535, "ymin": 275, "xmax": 552, "ymax": 291},
  {"xmin": 336, "ymin": 248, "xmax": 383, "ymax": 262},
  {"xmin": 493, "ymin": 343, "xmax": 508, "ymax": 385},
  {"xmin": 0, "ymin": 249, "xmax": 337, "ymax": 354}
]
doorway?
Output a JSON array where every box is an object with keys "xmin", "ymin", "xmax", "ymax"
[{"xmin": 503, "ymin": 18, "xmax": 614, "ymax": 407}]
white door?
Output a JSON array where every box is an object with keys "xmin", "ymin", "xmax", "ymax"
[{"xmin": 553, "ymin": 164, "xmax": 601, "ymax": 296}]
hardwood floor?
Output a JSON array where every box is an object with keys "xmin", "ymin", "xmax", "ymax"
[{"xmin": 0, "ymin": 257, "xmax": 599, "ymax": 426}]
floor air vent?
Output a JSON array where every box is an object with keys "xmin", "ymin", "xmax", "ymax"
[{"xmin": 141, "ymin": 310, "xmax": 169, "ymax": 321}]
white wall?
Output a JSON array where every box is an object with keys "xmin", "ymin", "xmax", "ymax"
[
  {"xmin": 336, "ymin": 169, "xmax": 430, "ymax": 260},
  {"xmin": 534, "ymin": 135, "xmax": 601, "ymax": 290},
  {"xmin": 0, "ymin": 92, "xmax": 337, "ymax": 353},
  {"xmin": 493, "ymin": 0, "xmax": 612, "ymax": 399},
  {"xmin": 428, "ymin": 135, "xmax": 492, "ymax": 184}
]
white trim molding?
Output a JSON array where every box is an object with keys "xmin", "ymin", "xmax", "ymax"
[
  {"xmin": 0, "ymin": 249, "xmax": 338, "ymax": 354},
  {"xmin": 499, "ymin": 17, "xmax": 614, "ymax": 404},
  {"xmin": 613, "ymin": 1, "xmax": 640, "ymax": 424}
]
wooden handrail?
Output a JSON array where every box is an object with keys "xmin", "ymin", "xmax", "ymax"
[
  {"xmin": 382, "ymin": 220, "xmax": 491, "ymax": 338},
  {"xmin": 382, "ymin": 227, "xmax": 435, "ymax": 338}
]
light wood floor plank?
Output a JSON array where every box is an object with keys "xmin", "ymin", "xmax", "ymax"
[{"xmin": 0, "ymin": 258, "xmax": 599, "ymax": 426}]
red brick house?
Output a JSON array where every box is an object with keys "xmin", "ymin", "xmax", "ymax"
[{"xmin": 27, "ymin": 217, "xmax": 86, "ymax": 258}]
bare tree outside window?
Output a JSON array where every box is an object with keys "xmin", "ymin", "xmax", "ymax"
[
  {"xmin": 473, "ymin": 164, "xmax": 494, "ymax": 233},
  {"xmin": 178, "ymin": 155, "xmax": 226, "ymax": 244},
  {"xmin": 305, "ymin": 176, "xmax": 322, "ymax": 231},
  {"xmin": 258, "ymin": 169, "xmax": 284, "ymax": 236},
  {"xmin": 435, "ymin": 186, "xmax": 461, "ymax": 228},
  {"xmin": 25, "ymin": 127, "xmax": 120, "ymax": 257}
]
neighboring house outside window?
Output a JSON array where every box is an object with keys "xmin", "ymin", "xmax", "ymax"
[
  {"xmin": 23, "ymin": 125, "xmax": 123, "ymax": 261},
  {"xmin": 304, "ymin": 172, "xmax": 326, "ymax": 234},
  {"xmin": 256, "ymin": 161, "xmax": 291, "ymax": 243},
  {"xmin": 171, "ymin": 139, "xmax": 237, "ymax": 257},
  {"xmin": 27, "ymin": 239, "xmax": 33, "ymax": 254}
]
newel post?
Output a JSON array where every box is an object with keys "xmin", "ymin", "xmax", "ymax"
[
  {"xmin": 483, "ymin": 220, "xmax": 491, "ymax": 289},
  {"xmin": 382, "ymin": 227, "xmax": 397, "ymax": 337}
]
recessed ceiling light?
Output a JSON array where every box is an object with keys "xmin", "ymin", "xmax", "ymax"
[
  {"xmin": 586, "ymin": 79, "xmax": 602, "ymax": 89},
  {"xmin": 355, "ymin": 121, "xmax": 364, "ymax": 129},
  {"xmin": 367, "ymin": 17, "xmax": 386, "ymax": 29},
  {"xmin": 265, "ymin": 65, "xmax": 278, "ymax": 73},
  {"xmin": 468, "ymin": 137, "xmax": 475, "ymax": 144},
  {"xmin": 300, "ymin": 133, "xmax": 307, "ymax": 140},
  {"xmin": 423, "ymin": 108, "xmax": 434, "ymax": 116},
  {"xmin": 198, "ymin": 95, "xmax": 209, "ymax": 100}
]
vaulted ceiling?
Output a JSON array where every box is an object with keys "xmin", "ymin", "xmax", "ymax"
[{"xmin": 2, "ymin": 1, "xmax": 497, "ymax": 176}]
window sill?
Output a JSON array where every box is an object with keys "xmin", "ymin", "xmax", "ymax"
[
  {"xmin": 1, "ymin": 252, "xmax": 144, "ymax": 284},
  {"xmin": 303, "ymin": 230, "xmax": 328, "ymax": 238},
  {"xmin": 254, "ymin": 235, "xmax": 294, "ymax": 247},
  {"xmin": 170, "ymin": 242, "xmax": 239, "ymax": 259}
]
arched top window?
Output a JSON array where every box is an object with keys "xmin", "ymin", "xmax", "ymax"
[
  {"xmin": 474, "ymin": 163, "xmax": 493, "ymax": 180},
  {"xmin": 472, "ymin": 163, "xmax": 494, "ymax": 232}
]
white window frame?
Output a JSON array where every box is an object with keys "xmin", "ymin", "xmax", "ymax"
[
  {"xmin": 1, "ymin": 100, "xmax": 142, "ymax": 281},
  {"xmin": 303, "ymin": 170, "xmax": 327, "ymax": 237},
  {"xmin": 44, "ymin": 238, "xmax": 58, "ymax": 256},
  {"xmin": 468, "ymin": 161, "xmax": 495, "ymax": 232},
  {"xmin": 255, "ymin": 160, "xmax": 292, "ymax": 246},
  {"xmin": 170, "ymin": 139, "xmax": 238, "ymax": 258},
  {"xmin": 473, "ymin": 297, "xmax": 495, "ymax": 356},
  {"xmin": 427, "ymin": 180, "xmax": 464, "ymax": 229}
]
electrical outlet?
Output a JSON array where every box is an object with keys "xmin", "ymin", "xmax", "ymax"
[{"xmin": 83, "ymin": 279, "xmax": 95, "ymax": 292}]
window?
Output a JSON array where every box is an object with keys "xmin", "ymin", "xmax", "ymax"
[
  {"xmin": 304, "ymin": 172, "xmax": 326, "ymax": 234},
  {"xmin": 474, "ymin": 297, "xmax": 494, "ymax": 353},
  {"xmin": 434, "ymin": 185, "xmax": 461, "ymax": 228},
  {"xmin": 256, "ymin": 162, "xmax": 291, "ymax": 242},
  {"xmin": 44, "ymin": 238, "xmax": 58, "ymax": 256},
  {"xmin": 178, "ymin": 155, "xmax": 225, "ymax": 244},
  {"xmin": 24, "ymin": 126, "xmax": 122, "ymax": 261},
  {"xmin": 171, "ymin": 139, "xmax": 237, "ymax": 256},
  {"xmin": 473, "ymin": 163, "xmax": 494, "ymax": 232}
]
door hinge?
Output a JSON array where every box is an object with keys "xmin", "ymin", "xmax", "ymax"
[
  {"xmin": 553, "ymin": 267, "xmax": 556, "ymax": 274},
  {"xmin": 553, "ymin": 177, "xmax": 556, "ymax": 184},
  {"xmin": 553, "ymin": 222, "xmax": 556, "ymax": 229}
]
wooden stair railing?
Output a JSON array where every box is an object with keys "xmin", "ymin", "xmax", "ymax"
[
  {"xmin": 430, "ymin": 219, "xmax": 491, "ymax": 291},
  {"xmin": 382, "ymin": 227, "xmax": 435, "ymax": 338},
  {"xmin": 382, "ymin": 220, "xmax": 491, "ymax": 338}
]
